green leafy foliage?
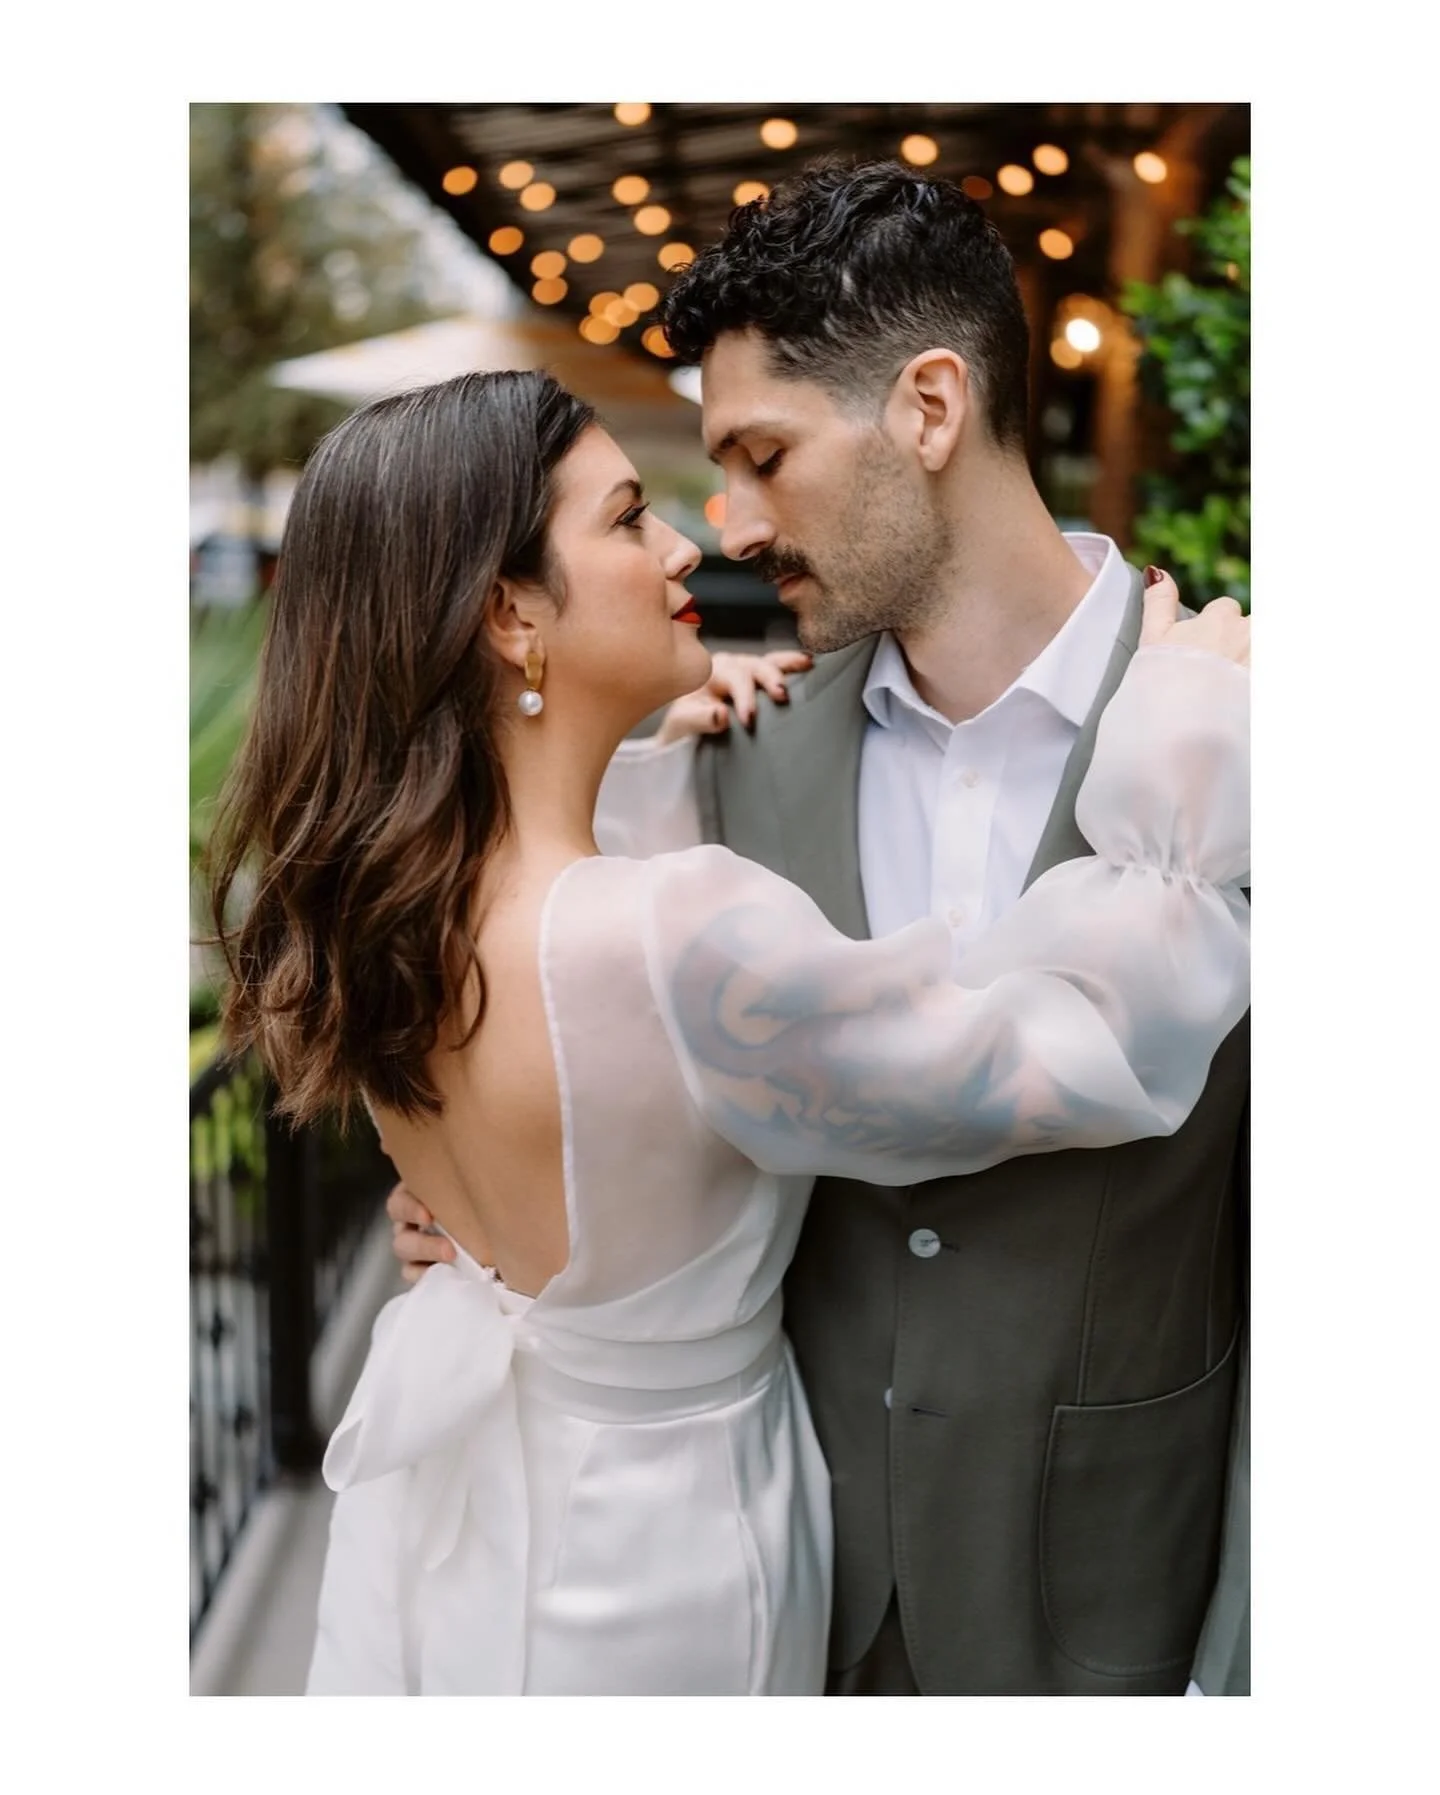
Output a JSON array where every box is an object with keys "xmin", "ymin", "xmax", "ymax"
[
  {"xmin": 190, "ymin": 103, "xmax": 440, "ymax": 480},
  {"xmin": 1123, "ymin": 157, "xmax": 1250, "ymax": 609}
]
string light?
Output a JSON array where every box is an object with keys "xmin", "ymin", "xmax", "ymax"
[
  {"xmin": 657, "ymin": 242, "xmax": 694, "ymax": 271},
  {"xmin": 641, "ymin": 325, "xmax": 674, "ymax": 358},
  {"xmin": 520, "ymin": 182, "xmax": 556, "ymax": 212},
  {"xmin": 1038, "ymin": 229, "xmax": 1075, "ymax": 260},
  {"xmin": 614, "ymin": 103, "xmax": 651, "ymax": 127},
  {"xmin": 997, "ymin": 165, "xmax": 1034, "ymax": 196},
  {"xmin": 498, "ymin": 162, "xmax": 533, "ymax": 190},
  {"xmin": 634, "ymin": 205, "xmax": 671, "ymax": 235},
  {"xmin": 625, "ymin": 281, "xmax": 660, "ymax": 311},
  {"xmin": 760, "ymin": 118, "xmax": 797, "ymax": 150},
  {"xmin": 532, "ymin": 278, "xmax": 568, "ymax": 306},
  {"xmin": 531, "ymin": 251, "xmax": 567, "ymax": 280},
  {"xmin": 568, "ymin": 234, "xmax": 605, "ymax": 263},
  {"xmin": 1064, "ymin": 317, "xmax": 1102, "ymax": 353},
  {"xmin": 1134, "ymin": 152, "xmax": 1168, "ymax": 184},
  {"xmin": 488, "ymin": 227, "xmax": 524, "ymax": 255},
  {"xmin": 612, "ymin": 174, "xmax": 650, "ymax": 206},
  {"xmin": 581, "ymin": 315, "xmax": 620, "ymax": 344},
  {"xmin": 442, "ymin": 166, "xmax": 479, "ymax": 196},
  {"xmin": 900, "ymin": 134, "xmax": 939, "ymax": 167},
  {"xmin": 732, "ymin": 181, "xmax": 769, "ymax": 206},
  {"xmin": 589, "ymin": 291, "xmax": 621, "ymax": 316},
  {"xmin": 604, "ymin": 297, "xmax": 640, "ymax": 328},
  {"xmin": 1033, "ymin": 144, "xmax": 1069, "ymax": 176}
]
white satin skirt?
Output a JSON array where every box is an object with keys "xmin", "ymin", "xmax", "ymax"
[{"xmin": 307, "ymin": 1275, "xmax": 832, "ymax": 1695}]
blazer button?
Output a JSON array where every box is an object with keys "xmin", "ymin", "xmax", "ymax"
[{"xmin": 908, "ymin": 1228, "xmax": 942, "ymax": 1259}]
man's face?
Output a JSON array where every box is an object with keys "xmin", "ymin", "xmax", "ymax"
[{"xmin": 701, "ymin": 329, "xmax": 951, "ymax": 653}]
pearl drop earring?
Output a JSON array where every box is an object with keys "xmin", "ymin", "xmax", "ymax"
[{"xmin": 518, "ymin": 648, "xmax": 545, "ymax": 717}]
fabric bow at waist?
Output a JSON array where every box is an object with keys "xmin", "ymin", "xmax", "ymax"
[
  {"xmin": 322, "ymin": 1261, "xmax": 786, "ymax": 1693},
  {"xmin": 322, "ymin": 1262, "xmax": 529, "ymax": 1693}
]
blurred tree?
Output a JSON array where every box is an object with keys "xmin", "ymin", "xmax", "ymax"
[
  {"xmin": 1123, "ymin": 157, "xmax": 1251, "ymax": 609},
  {"xmin": 190, "ymin": 103, "xmax": 440, "ymax": 482}
]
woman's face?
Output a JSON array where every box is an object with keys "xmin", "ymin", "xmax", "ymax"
[{"xmin": 537, "ymin": 426, "xmax": 709, "ymax": 725}]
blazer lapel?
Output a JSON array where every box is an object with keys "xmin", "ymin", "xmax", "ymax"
[
  {"xmin": 1022, "ymin": 564, "xmax": 1146, "ymax": 890},
  {"xmin": 766, "ymin": 636, "xmax": 877, "ymax": 940}
]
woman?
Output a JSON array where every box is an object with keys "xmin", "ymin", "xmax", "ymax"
[{"xmin": 209, "ymin": 370, "xmax": 1250, "ymax": 1695}]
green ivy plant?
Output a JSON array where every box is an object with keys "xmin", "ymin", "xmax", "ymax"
[{"xmin": 1122, "ymin": 156, "xmax": 1251, "ymax": 610}]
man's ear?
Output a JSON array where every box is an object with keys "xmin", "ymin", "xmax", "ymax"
[{"xmin": 888, "ymin": 349, "xmax": 969, "ymax": 473}]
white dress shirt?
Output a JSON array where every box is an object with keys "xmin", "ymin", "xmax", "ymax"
[{"xmin": 857, "ymin": 534, "xmax": 1132, "ymax": 947}]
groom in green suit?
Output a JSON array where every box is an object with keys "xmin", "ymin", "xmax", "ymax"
[{"xmin": 392, "ymin": 159, "xmax": 1249, "ymax": 1696}]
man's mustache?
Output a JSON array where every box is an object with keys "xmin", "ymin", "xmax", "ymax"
[{"xmin": 750, "ymin": 547, "xmax": 814, "ymax": 588}]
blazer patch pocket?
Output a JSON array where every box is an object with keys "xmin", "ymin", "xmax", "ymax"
[{"xmin": 1039, "ymin": 1322, "xmax": 1241, "ymax": 1679}]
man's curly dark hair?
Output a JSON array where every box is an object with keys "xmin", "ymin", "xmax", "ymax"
[{"xmin": 660, "ymin": 158, "xmax": 1031, "ymax": 453}]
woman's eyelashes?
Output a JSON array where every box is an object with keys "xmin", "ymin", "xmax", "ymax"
[{"xmin": 618, "ymin": 500, "xmax": 650, "ymax": 531}]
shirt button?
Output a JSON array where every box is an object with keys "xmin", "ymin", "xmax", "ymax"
[
  {"xmin": 908, "ymin": 1227, "xmax": 942, "ymax": 1259},
  {"xmin": 946, "ymin": 906, "xmax": 968, "ymax": 928},
  {"xmin": 960, "ymin": 768, "xmax": 979, "ymax": 788}
]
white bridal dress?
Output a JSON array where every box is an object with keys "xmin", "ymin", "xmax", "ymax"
[{"xmin": 305, "ymin": 647, "xmax": 1250, "ymax": 1696}]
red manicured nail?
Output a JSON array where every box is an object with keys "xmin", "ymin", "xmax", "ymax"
[{"xmin": 1144, "ymin": 565, "xmax": 1164, "ymax": 588}]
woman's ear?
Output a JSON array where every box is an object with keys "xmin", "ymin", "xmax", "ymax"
[
  {"xmin": 484, "ymin": 575, "xmax": 542, "ymax": 674},
  {"xmin": 889, "ymin": 349, "xmax": 969, "ymax": 473}
]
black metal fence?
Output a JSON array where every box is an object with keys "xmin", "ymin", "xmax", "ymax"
[{"xmin": 189, "ymin": 1052, "xmax": 392, "ymax": 1643}]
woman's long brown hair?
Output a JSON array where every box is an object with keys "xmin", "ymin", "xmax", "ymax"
[{"xmin": 207, "ymin": 371, "xmax": 595, "ymax": 1126}]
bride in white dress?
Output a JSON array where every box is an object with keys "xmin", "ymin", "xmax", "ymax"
[{"xmin": 208, "ymin": 371, "xmax": 1250, "ymax": 1696}]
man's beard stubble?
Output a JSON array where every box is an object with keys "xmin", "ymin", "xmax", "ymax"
[{"xmin": 754, "ymin": 445, "xmax": 952, "ymax": 656}]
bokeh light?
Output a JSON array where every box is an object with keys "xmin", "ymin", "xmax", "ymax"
[
  {"xmin": 581, "ymin": 315, "xmax": 620, "ymax": 344},
  {"xmin": 760, "ymin": 118, "xmax": 798, "ymax": 150},
  {"xmin": 498, "ymin": 161, "xmax": 533, "ymax": 190},
  {"xmin": 532, "ymin": 278, "xmax": 568, "ymax": 306},
  {"xmin": 489, "ymin": 226, "xmax": 524, "ymax": 255},
  {"xmin": 1134, "ymin": 152, "xmax": 1168, "ymax": 185},
  {"xmin": 614, "ymin": 103, "xmax": 651, "ymax": 127},
  {"xmin": 960, "ymin": 175, "xmax": 993, "ymax": 200},
  {"xmin": 1064, "ymin": 317, "xmax": 1102, "ymax": 353},
  {"xmin": 642, "ymin": 325, "xmax": 674, "ymax": 358},
  {"xmin": 589, "ymin": 290, "xmax": 621, "ymax": 316},
  {"xmin": 568, "ymin": 234, "xmax": 605, "ymax": 263},
  {"xmin": 997, "ymin": 165, "xmax": 1034, "ymax": 196},
  {"xmin": 1050, "ymin": 338, "xmax": 1084, "ymax": 370},
  {"xmin": 624, "ymin": 281, "xmax": 661, "ymax": 311},
  {"xmin": 613, "ymin": 174, "xmax": 650, "ymax": 206},
  {"xmin": 442, "ymin": 166, "xmax": 479, "ymax": 196},
  {"xmin": 901, "ymin": 134, "xmax": 939, "ymax": 167},
  {"xmin": 704, "ymin": 493, "xmax": 728, "ymax": 528},
  {"xmin": 732, "ymin": 181, "xmax": 769, "ymax": 206},
  {"xmin": 657, "ymin": 242, "xmax": 694, "ymax": 271},
  {"xmin": 520, "ymin": 182, "xmax": 556, "ymax": 212},
  {"xmin": 603, "ymin": 297, "xmax": 640, "ymax": 328},
  {"xmin": 1038, "ymin": 229, "xmax": 1074, "ymax": 260},
  {"xmin": 1033, "ymin": 144, "xmax": 1069, "ymax": 176},
  {"xmin": 634, "ymin": 204, "xmax": 671, "ymax": 235},
  {"xmin": 531, "ymin": 250, "xmax": 567, "ymax": 279}
]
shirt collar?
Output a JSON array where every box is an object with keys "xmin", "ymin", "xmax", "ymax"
[{"xmin": 861, "ymin": 533, "xmax": 1131, "ymax": 734}]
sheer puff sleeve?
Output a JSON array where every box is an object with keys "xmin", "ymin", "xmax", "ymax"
[
  {"xmin": 642, "ymin": 646, "xmax": 1250, "ymax": 1187},
  {"xmin": 593, "ymin": 733, "xmax": 703, "ymax": 858}
]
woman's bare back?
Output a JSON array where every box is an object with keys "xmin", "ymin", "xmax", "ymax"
[{"xmin": 370, "ymin": 859, "xmax": 583, "ymax": 1297}]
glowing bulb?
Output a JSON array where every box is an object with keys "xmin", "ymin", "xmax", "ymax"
[
  {"xmin": 960, "ymin": 175, "xmax": 993, "ymax": 200},
  {"xmin": 900, "ymin": 134, "xmax": 939, "ymax": 167},
  {"xmin": 580, "ymin": 315, "xmax": 620, "ymax": 344},
  {"xmin": 519, "ymin": 182, "xmax": 556, "ymax": 212},
  {"xmin": 442, "ymin": 166, "xmax": 478, "ymax": 196},
  {"xmin": 488, "ymin": 227, "xmax": 524, "ymax": 256},
  {"xmin": 1064, "ymin": 317, "xmax": 1102, "ymax": 354},
  {"xmin": 568, "ymin": 234, "xmax": 605, "ymax": 263},
  {"xmin": 1050, "ymin": 338, "xmax": 1083, "ymax": 370},
  {"xmin": 1134, "ymin": 152, "xmax": 1168, "ymax": 185},
  {"xmin": 614, "ymin": 103, "xmax": 651, "ymax": 127},
  {"xmin": 997, "ymin": 165, "xmax": 1034, "ymax": 196},
  {"xmin": 1033, "ymin": 144, "xmax": 1069, "ymax": 176},
  {"xmin": 657, "ymin": 241, "xmax": 694, "ymax": 272},
  {"xmin": 642, "ymin": 325, "xmax": 674, "ymax": 358},
  {"xmin": 624, "ymin": 281, "xmax": 660, "ymax": 311},
  {"xmin": 1038, "ymin": 229, "xmax": 1074, "ymax": 260},
  {"xmin": 531, "ymin": 250, "xmax": 567, "ymax": 280},
  {"xmin": 634, "ymin": 204, "xmax": 671, "ymax": 235},
  {"xmin": 612, "ymin": 174, "xmax": 650, "ymax": 206},
  {"xmin": 604, "ymin": 298, "xmax": 640, "ymax": 328},
  {"xmin": 732, "ymin": 181, "xmax": 769, "ymax": 206},
  {"xmin": 704, "ymin": 493, "xmax": 728, "ymax": 528},
  {"xmin": 760, "ymin": 118, "xmax": 797, "ymax": 150},
  {"xmin": 498, "ymin": 161, "xmax": 533, "ymax": 190},
  {"xmin": 532, "ymin": 278, "xmax": 568, "ymax": 306}
]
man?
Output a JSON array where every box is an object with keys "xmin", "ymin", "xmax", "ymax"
[{"xmin": 390, "ymin": 159, "xmax": 1249, "ymax": 1696}]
